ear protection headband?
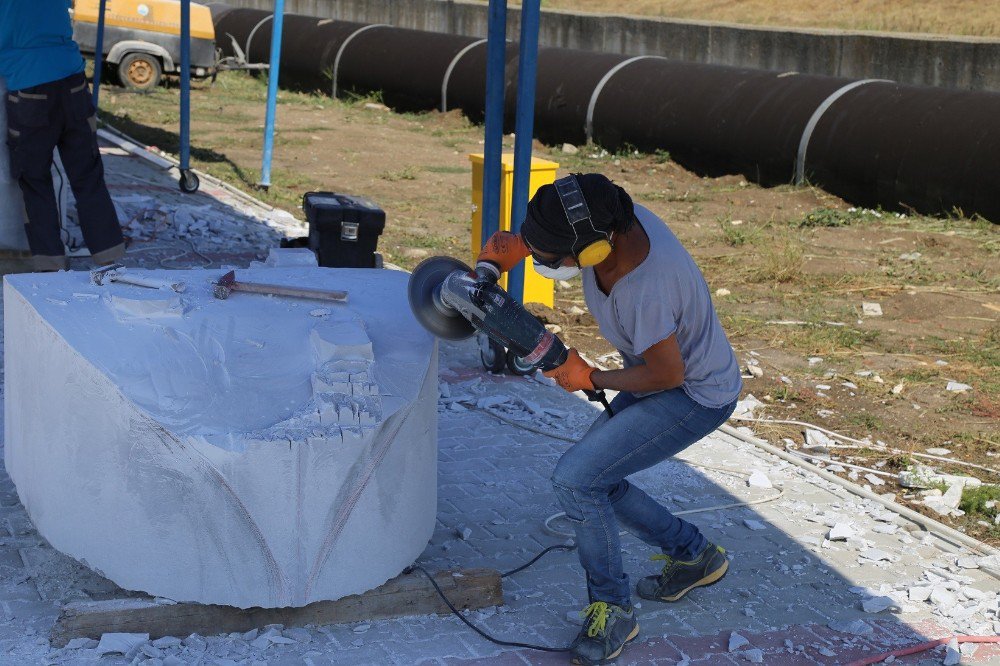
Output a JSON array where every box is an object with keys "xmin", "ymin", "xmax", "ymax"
[{"xmin": 553, "ymin": 175, "xmax": 613, "ymax": 267}]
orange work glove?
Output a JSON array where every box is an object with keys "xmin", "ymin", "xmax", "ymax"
[
  {"xmin": 543, "ymin": 348, "xmax": 595, "ymax": 393},
  {"xmin": 476, "ymin": 231, "xmax": 532, "ymax": 279}
]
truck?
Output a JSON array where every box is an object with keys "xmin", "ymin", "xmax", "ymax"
[{"xmin": 71, "ymin": 0, "xmax": 217, "ymax": 92}]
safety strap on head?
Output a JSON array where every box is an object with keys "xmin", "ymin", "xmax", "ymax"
[{"xmin": 553, "ymin": 174, "xmax": 610, "ymax": 257}]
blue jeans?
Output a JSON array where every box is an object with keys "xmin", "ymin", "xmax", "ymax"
[{"xmin": 551, "ymin": 388, "xmax": 736, "ymax": 608}]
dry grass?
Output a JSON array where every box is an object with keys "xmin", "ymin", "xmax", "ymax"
[{"xmin": 525, "ymin": 0, "xmax": 1000, "ymax": 38}]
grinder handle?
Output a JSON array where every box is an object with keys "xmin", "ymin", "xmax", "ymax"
[{"xmin": 584, "ymin": 389, "xmax": 614, "ymax": 417}]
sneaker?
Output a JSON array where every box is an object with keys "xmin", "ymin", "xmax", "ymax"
[
  {"xmin": 635, "ymin": 543, "xmax": 729, "ymax": 602},
  {"xmin": 569, "ymin": 601, "xmax": 639, "ymax": 665}
]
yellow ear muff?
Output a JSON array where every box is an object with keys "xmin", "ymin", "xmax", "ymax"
[{"xmin": 576, "ymin": 239, "xmax": 612, "ymax": 267}]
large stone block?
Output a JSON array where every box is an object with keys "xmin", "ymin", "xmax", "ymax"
[{"xmin": 3, "ymin": 267, "xmax": 437, "ymax": 608}]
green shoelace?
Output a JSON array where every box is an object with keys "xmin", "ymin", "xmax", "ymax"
[{"xmin": 580, "ymin": 601, "xmax": 613, "ymax": 638}]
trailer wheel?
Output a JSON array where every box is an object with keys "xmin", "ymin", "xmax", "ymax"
[{"xmin": 118, "ymin": 53, "xmax": 162, "ymax": 92}]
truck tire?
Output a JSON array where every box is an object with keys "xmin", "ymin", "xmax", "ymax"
[{"xmin": 118, "ymin": 53, "xmax": 162, "ymax": 92}]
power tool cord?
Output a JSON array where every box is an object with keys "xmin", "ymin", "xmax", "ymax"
[{"xmin": 406, "ymin": 406, "xmax": 784, "ymax": 653}]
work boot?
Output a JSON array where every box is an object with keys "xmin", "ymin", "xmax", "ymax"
[
  {"xmin": 569, "ymin": 601, "xmax": 639, "ymax": 665},
  {"xmin": 636, "ymin": 543, "xmax": 729, "ymax": 602}
]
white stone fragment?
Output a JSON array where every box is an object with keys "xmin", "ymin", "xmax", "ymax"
[
  {"xmin": 95, "ymin": 633, "xmax": 149, "ymax": 657},
  {"xmin": 743, "ymin": 648, "xmax": 764, "ymax": 663},
  {"xmin": 65, "ymin": 637, "xmax": 99, "ymax": 649},
  {"xmin": 925, "ymin": 448, "xmax": 952, "ymax": 456},
  {"xmin": 908, "ymin": 586, "xmax": 932, "ymax": 602},
  {"xmin": 743, "ymin": 519, "xmax": 767, "ymax": 531},
  {"xmin": 827, "ymin": 619, "xmax": 872, "ymax": 635},
  {"xmin": 827, "ymin": 523, "xmax": 855, "ymax": 541},
  {"xmin": 861, "ymin": 302, "xmax": 883, "ymax": 316},
  {"xmin": 860, "ymin": 548, "xmax": 891, "ymax": 562},
  {"xmin": 864, "ymin": 473, "xmax": 886, "ymax": 486},
  {"xmin": 264, "ymin": 248, "xmax": 318, "ymax": 268},
  {"xmin": 861, "ymin": 596, "xmax": 896, "ymax": 613},
  {"xmin": 946, "ymin": 381, "xmax": 972, "ymax": 392},
  {"xmin": 930, "ymin": 587, "xmax": 958, "ymax": 609},
  {"xmin": 817, "ymin": 647, "xmax": 837, "ymax": 657},
  {"xmin": 943, "ymin": 638, "xmax": 961, "ymax": 665},
  {"xmin": 3, "ymin": 268, "xmax": 438, "ymax": 608},
  {"xmin": 728, "ymin": 632, "xmax": 750, "ymax": 651},
  {"xmin": 747, "ymin": 471, "xmax": 772, "ymax": 489},
  {"xmin": 805, "ymin": 429, "xmax": 836, "ymax": 450}
]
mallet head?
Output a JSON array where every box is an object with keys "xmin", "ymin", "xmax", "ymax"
[{"xmin": 213, "ymin": 270, "xmax": 236, "ymax": 300}]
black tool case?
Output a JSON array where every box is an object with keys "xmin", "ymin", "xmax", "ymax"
[{"xmin": 303, "ymin": 192, "xmax": 386, "ymax": 268}]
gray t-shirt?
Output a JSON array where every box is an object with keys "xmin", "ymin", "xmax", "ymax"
[{"xmin": 582, "ymin": 205, "xmax": 742, "ymax": 408}]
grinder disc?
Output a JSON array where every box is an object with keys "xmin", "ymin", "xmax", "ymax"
[{"xmin": 408, "ymin": 256, "xmax": 477, "ymax": 341}]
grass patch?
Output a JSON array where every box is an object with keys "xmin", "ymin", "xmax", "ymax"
[
  {"xmin": 797, "ymin": 207, "xmax": 880, "ymax": 228},
  {"xmin": 379, "ymin": 166, "xmax": 419, "ymax": 181},
  {"xmin": 718, "ymin": 217, "xmax": 759, "ymax": 247},
  {"xmin": 959, "ymin": 485, "xmax": 1000, "ymax": 521},
  {"xmin": 752, "ymin": 241, "xmax": 803, "ymax": 283}
]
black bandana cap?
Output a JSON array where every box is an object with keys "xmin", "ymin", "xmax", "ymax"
[{"xmin": 520, "ymin": 173, "xmax": 635, "ymax": 256}]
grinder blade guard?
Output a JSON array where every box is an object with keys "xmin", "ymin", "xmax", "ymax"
[{"xmin": 408, "ymin": 256, "xmax": 568, "ymax": 371}]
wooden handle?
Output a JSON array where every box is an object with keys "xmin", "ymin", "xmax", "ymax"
[{"xmin": 232, "ymin": 281, "xmax": 348, "ymax": 303}]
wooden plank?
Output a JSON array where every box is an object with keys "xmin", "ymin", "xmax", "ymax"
[{"xmin": 50, "ymin": 568, "xmax": 502, "ymax": 647}]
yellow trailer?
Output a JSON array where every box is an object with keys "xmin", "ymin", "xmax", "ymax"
[{"xmin": 72, "ymin": 0, "xmax": 216, "ymax": 92}]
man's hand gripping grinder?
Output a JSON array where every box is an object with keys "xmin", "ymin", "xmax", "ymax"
[{"xmin": 407, "ymin": 256, "xmax": 612, "ymax": 413}]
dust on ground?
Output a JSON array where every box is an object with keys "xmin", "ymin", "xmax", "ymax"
[{"xmin": 98, "ymin": 72, "xmax": 999, "ymax": 544}]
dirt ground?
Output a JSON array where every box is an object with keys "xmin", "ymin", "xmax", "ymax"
[{"xmin": 98, "ymin": 72, "xmax": 999, "ymax": 543}]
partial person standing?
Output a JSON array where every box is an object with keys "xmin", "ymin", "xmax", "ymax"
[
  {"xmin": 476, "ymin": 173, "xmax": 742, "ymax": 665},
  {"xmin": 1, "ymin": 0, "xmax": 125, "ymax": 271}
]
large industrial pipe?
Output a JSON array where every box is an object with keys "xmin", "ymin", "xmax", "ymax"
[{"xmin": 209, "ymin": 5, "xmax": 1000, "ymax": 223}]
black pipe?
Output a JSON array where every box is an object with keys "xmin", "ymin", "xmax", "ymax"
[{"xmin": 210, "ymin": 5, "xmax": 1000, "ymax": 223}]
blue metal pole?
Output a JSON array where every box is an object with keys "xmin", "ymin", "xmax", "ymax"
[
  {"xmin": 507, "ymin": 0, "xmax": 541, "ymax": 301},
  {"xmin": 92, "ymin": 0, "xmax": 108, "ymax": 108},
  {"xmin": 481, "ymin": 0, "xmax": 507, "ymax": 246},
  {"xmin": 179, "ymin": 0, "xmax": 191, "ymax": 172},
  {"xmin": 259, "ymin": 0, "xmax": 286, "ymax": 188}
]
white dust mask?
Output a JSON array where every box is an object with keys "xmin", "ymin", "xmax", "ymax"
[{"xmin": 533, "ymin": 261, "xmax": 581, "ymax": 281}]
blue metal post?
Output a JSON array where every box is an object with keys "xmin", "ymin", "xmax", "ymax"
[
  {"xmin": 92, "ymin": 0, "xmax": 108, "ymax": 108},
  {"xmin": 259, "ymin": 0, "xmax": 286, "ymax": 188},
  {"xmin": 179, "ymin": 0, "xmax": 191, "ymax": 172},
  {"xmin": 481, "ymin": 0, "xmax": 507, "ymax": 246},
  {"xmin": 507, "ymin": 0, "xmax": 541, "ymax": 301}
]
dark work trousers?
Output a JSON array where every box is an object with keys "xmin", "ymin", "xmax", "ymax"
[{"xmin": 5, "ymin": 72, "xmax": 125, "ymax": 271}]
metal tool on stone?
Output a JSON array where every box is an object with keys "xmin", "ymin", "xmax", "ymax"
[
  {"xmin": 408, "ymin": 256, "xmax": 612, "ymax": 414},
  {"xmin": 91, "ymin": 264, "xmax": 186, "ymax": 292},
  {"xmin": 213, "ymin": 270, "xmax": 348, "ymax": 303}
]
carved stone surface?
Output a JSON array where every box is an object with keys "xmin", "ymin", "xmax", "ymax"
[{"xmin": 4, "ymin": 267, "xmax": 437, "ymax": 608}]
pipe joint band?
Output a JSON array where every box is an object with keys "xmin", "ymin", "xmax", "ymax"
[
  {"xmin": 795, "ymin": 78, "xmax": 892, "ymax": 185},
  {"xmin": 441, "ymin": 39, "xmax": 488, "ymax": 112},
  {"xmin": 332, "ymin": 24, "xmax": 389, "ymax": 99},
  {"xmin": 586, "ymin": 55, "xmax": 665, "ymax": 144}
]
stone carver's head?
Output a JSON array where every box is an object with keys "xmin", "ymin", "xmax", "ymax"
[{"xmin": 521, "ymin": 173, "xmax": 634, "ymax": 277}]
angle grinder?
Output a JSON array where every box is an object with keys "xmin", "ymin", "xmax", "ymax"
[{"xmin": 408, "ymin": 256, "xmax": 612, "ymax": 412}]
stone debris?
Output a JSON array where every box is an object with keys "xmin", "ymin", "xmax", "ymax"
[
  {"xmin": 714, "ymin": 288, "xmax": 731, "ymax": 297},
  {"xmin": 747, "ymin": 470, "xmax": 773, "ymax": 489},
  {"xmin": 456, "ymin": 525, "xmax": 473, "ymax": 541},
  {"xmin": 743, "ymin": 648, "xmax": 764, "ymax": 663},
  {"xmin": 863, "ymin": 473, "xmax": 886, "ymax": 486},
  {"xmin": 817, "ymin": 646, "xmax": 837, "ymax": 657},
  {"xmin": 95, "ymin": 633, "xmax": 149, "ymax": 657},
  {"xmin": 945, "ymin": 381, "xmax": 972, "ymax": 393},
  {"xmin": 859, "ymin": 548, "xmax": 891, "ymax": 562},
  {"xmin": 807, "ymin": 356, "xmax": 823, "ymax": 366},
  {"xmin": 65, "ymin": 637, "xmax": 99, "ymax": 649},
  {"xmin": 943, "ymin": 638, "xmax": 961, "ymax": 665},
  {"xmin": 930, "ymin": 587, "xmax": 958, "ymax": 609},
  {"xmin": 925, "ymin": 447, "xmax": 952, "ymax": 456},
  {"xmin": 827, "ymin": 619, "xmax": 872, "ymax": 635},
  {"xmin": 728, "ymin": 632, "xmax": 750, "ymax": 651},
  {"xmin": 861, "ymin": 595, "xmax": 897, "ymax": 613},
  {"xmin": 743, "ymin": 519, "xmax": 767, "ymax": 531},
  {"xmin": 861, "ymin": 302, "xmax": 883, "ymax": 317},
  {"xmin": 827, "ymin": 523, "xmax": 855, "ymax": 541},
  {"xmin": 804, "ymin": 429, "xmax": 836, "ymax": 451},
  {"xmin": 561, "ymin": 143, "xmax": 580, "ymax": 154}
]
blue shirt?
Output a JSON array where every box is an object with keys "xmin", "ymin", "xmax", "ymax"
[
  {"xmin": 582, "ymin": 205, "xmax": 742, "ymax": 408},
  {"xmin": 0, "ymin": 0, "xmax": 85, "ymax": 91}
]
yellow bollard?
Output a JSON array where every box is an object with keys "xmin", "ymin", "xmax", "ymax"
[{"xmin": 469, "ymin": 153, "xmax": 558, "ymax": 307}]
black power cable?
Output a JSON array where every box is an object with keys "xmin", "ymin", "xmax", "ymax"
[{"xmin": 405, "ymin": 543, "xmax": 580, "ymax": 653}]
